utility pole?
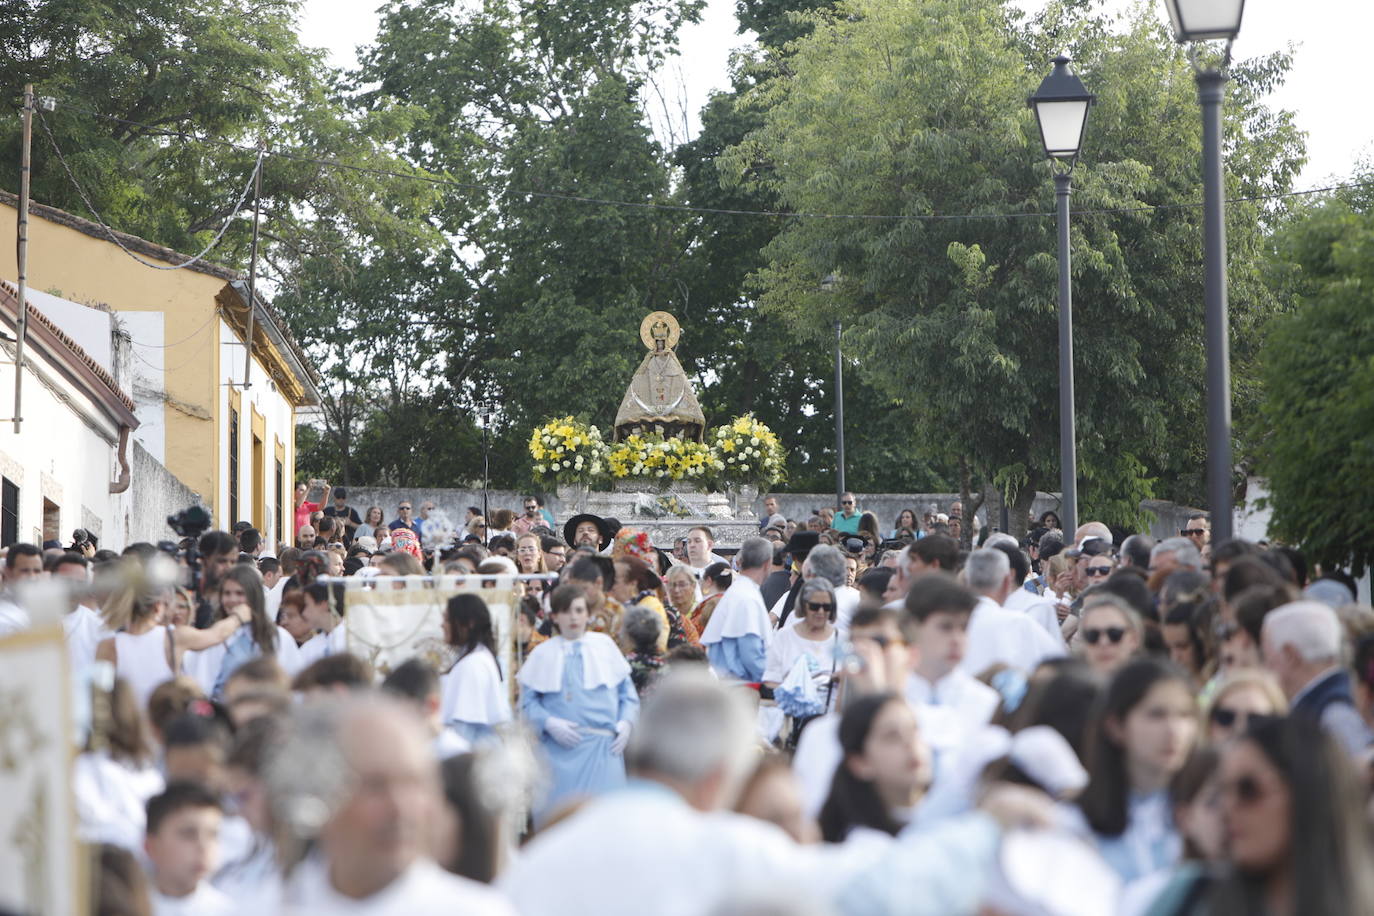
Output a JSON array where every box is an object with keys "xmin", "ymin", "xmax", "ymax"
[
  {"xmin": 12, "ymin": 85, "xmax": 33, "ymax": 433},
  {"xmin": 241, "ymin": 145, "xmax": 265, "ymax": 389}
]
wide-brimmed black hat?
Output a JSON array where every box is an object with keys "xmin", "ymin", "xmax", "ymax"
[
  {"xmin": 563, "ymin": 513, "xmax": 611, "ymax": 551},
  {"xmin": 783, "ymin": 530, "xmax": 821, "ymax": 561}
]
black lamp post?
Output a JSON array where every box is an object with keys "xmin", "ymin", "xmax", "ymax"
[
  {"xmin": 1162, "ymin": 0, "xmax": 1245, "ymax": 543},
  {"xmin": 822, "ymin": 273, "xmax": 846, "ymax": 508},
  {"xmin": 1028, "ymin": 55, "xmax": 1094, "ymax": 538}
]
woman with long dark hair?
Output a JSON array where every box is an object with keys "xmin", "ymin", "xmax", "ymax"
[
  {"xmin": 1139, "ymin": 716, "xmax": 1374, "ymax": 916},
  {"xmin": 888, "ymin": 508, "xmax": 918, "ymax": 540},
  {"xmin": 817, "ymin": 693, "xmax": 929, "ymax": 846},
  {"xmin": 439, "ymin": 593, "xmax": 511, "ymax": 744},
  {"xmin": 1073, "ymin": 657, "xmax": 1199, "ymax": 883},
  {"xmin": 206, "ymin": 564, "xmax": 304, "ymax": 699}
]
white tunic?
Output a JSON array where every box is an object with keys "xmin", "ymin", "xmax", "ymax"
[
  {"xmin": 961, "ymin": 596, "xmax": 1066, "ymax": 677},
  {"xmin": 439, "ymin": 645, "xmax": 511, "ymax": 726},
  {"xmin": 502, "ymin": 780, "xmax": 883, "ymax": 916},
  {"xmin": 1002, "ymin": 588, "xmax": 1068, "ymax": 648},
  {"xmin": 152, "ymin": 882, "xmax": 234, "ymax": 916},
  {"xmin": 281, "ymin": 856, "xmax": 516, "ymax": 915},
  {"xmin": 72, "ymin": 751, "xmax": 165, "ymax": 850},
  {"xmin": 64, "ymin": 604, "xmax": 111, "ymax": 674}
]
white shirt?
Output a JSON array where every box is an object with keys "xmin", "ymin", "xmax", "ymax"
[
  {"xmin": 763, "ymin": 625, "xmax": 841, "ymax": 708},
  {"xmin": 502, "ymin": 781, "xmax": 881, "ymax": 916},
  {"xmin": 962, "ymin": 596, "xmax": 1066, "ymax": 676},
  {"xmin": 907, "ymin": 669, "xmax": 1001, "ymax": 789},
  {"xmin": 281, "ymin": 856, "xmax": 514, "ymax": 915},
  {"xmin": 152, "ymin": 882, "xmax": 234, "ymax": 916},
  {"xmin": 0, "ymin": 596, "xmax": 30, "ymax": 638},
  {"xmin": 72, "ymin": 751, "xmax": 165, "ymax": 851},
  {"xmin": 64, "ymin": 604, "xmax": 110, "ymax": 673},
  {"xmin": 792, "ymin": 714, "xmax": 843, "ymax": 819},
  {"xmin": 1002, "ymin": 587, "xmax": 1067, "ymax": 648}
]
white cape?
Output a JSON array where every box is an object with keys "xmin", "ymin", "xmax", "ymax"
[
  {"xmin": 517, "ymin": 633, "xmax": 630, "ymax": 694},
  {"xmin": 699, "ymin": 577, "xmax": 771, "ymax": 646},
  {"xmin": 439, "ymin": 645, "xmax": 512, "ymax": 725}
]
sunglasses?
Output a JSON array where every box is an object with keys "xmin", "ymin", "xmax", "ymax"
[
  {"xmin": 1181, "ymin": 528, "xmax": 1207, "ymax": 537},
  {"xmin": 841, "ymin": 501, "xmax": 854, "ymax": 506},
  {"xmin": 1082, "ymin": 626, "xmax": 1127, "ymax": 645},
  {"xmin": 1210, "ymin": 708, "xmax": 1280, "ymax": 730},
  {"xmin": 805, "ymin": 601, "xmax": 834, "ymax": 613},
  {"xmin": 1085, "ymin": 566, "xmax": 1114, "ymax": 578}
]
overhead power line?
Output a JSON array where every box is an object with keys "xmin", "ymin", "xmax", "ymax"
[
  {"xmin": 45, "ymin": 103, "xmax": 1374, "ymax": 226},
  {"xmin": 36, "ymin": 107, "xmax": 262, "ymax": 269}
]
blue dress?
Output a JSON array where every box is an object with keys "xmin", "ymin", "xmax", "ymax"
[{"xmin": 521, "ymin": 640, "xmax": 639, "ymax": 825}]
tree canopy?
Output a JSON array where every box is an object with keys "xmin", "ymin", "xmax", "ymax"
[
  {"xmin": 1254, "ymin": 175, "xmax": 1374, "ymax": 575},
  {"xmin": 2, "ymin": 0, "xmax": 1331, "ymax": 525}
]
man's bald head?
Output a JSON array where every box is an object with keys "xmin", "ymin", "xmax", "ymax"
[{"xmin": 1074, "ymin": 522, "xmax": 1113, "ymax": 548}]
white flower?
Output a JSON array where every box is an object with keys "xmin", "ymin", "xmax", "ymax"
[
  {"xmin": 751, "ymin": 437, "xmax": 760, "ymax": 445},
  {"xmin": 574, "ymin": 456, "xmax": 584, "ymax": 469},
  {"xmin": 740, "ymin": 464, "xmax": 750, "ymax": 471},
  {"xmin": 534, "ymin": 464, "xmax": 546, "ymax": 474}
]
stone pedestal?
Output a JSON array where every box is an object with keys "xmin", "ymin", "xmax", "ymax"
[{"xmin": 561, "ymin": 482, "xmax": 759, "ymax": 547}]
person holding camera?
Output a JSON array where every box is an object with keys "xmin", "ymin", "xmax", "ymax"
[{"xmin": 292, "ymin": 478, "xmax": 331, "ymax": 543}]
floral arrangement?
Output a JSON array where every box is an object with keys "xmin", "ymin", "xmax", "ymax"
[
  {"xmin": 529, "ymin": 417, "xmax": 608, "ymax": 483},
  {"xmin": 709, "ymin": 414, "xmax": 787, "ymax": 488},
  {"xmin": 607, "ymin": 431, "xmax": 722, "ymax": 485}
]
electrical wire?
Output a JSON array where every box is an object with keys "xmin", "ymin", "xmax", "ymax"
[
  {"xmin": 127, "ymin": 309, "xmax": 221, "ymax": 349},
  {"xmin": 36, "ymin": 107, "xmax": 263, "ymax": 268},
  {"xmin": 50, "ymin": 103, "xmax": 1374, "ymax": 224}
]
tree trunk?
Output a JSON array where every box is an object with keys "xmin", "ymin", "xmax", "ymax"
[{"xmin": 1009, "ymin": 482, "xmax": 1038, "ymax": 543}]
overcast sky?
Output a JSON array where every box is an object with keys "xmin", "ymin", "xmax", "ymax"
[{"xmin": 300, "ymin": 0, "xmax": 1372, "ymax": 188}]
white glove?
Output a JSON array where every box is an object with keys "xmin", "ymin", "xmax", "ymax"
[
  {"xmin": 545, "ymin": 717, "xmax": 582, "ymax": 749},
  {"xmin": 611, "ymin": 720, "xmax": 632, "ymax": 756}
]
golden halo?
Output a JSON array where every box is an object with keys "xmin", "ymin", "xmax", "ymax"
[{"xmin": 640, "ymin": 311, "xmax": 681, "ymax": 351}]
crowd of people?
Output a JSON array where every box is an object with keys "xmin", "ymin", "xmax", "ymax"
[{"xmin": 1, "ymin": 484, "xmax": 1372, "ymax": 916}]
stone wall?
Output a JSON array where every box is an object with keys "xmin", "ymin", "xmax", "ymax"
[
  {"xmin": 335, "ymin": 487, "xmax": 1068, "ymax": 542},
  {"xmin": 115, "ymin": 440, "xmax": 201, "ymax": 546}
]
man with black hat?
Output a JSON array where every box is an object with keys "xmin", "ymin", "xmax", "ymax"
[
  {"xmin": 323, "ymin": 488, "xmax": 362, "ymax": 546},
  {"xmin": 768, "ymin": 530, "xmax": 820, "ymax": 628},
  {"xmin": 564, "ymin": 514, "xmax": 612, "ymax": 553}
]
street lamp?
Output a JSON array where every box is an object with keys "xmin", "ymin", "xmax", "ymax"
[
  {"xmin": 1028, "ymin": 55, "xmax": 1094, "ymax": 538},
  {"xmin": 1162, "ymin": 0, "xmax": 1244, "ymax": 543},
  {"xmin": 821, "ymin": 273, "xmax": 846, "ymax": 508}
]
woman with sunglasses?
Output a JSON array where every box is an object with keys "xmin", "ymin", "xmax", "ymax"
[
  {"xmin": 1204, "ymin": 671, "xmax": 1286, "ymax": 745},
  {"xmin": 1072, "ymin": 657, "xmax": 1199, "ymax": 883},
  {"xmin": 1200, "ymin": 716, "xmax": 1374, "ymax": 914},
  {"xmin": 1076, "ymin": 595, "xmax": 1143, "ymax": 677},
  {"xmin": 763, "ymin": 579, "xmax": 841, "ymax": 710}
]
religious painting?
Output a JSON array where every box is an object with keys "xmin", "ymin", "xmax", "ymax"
[{"xmin": 0, "ymin": 625, "xmax": 84, "ymax": 916}]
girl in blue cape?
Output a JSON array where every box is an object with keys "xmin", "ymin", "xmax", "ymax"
[{"xmin": 519, "ymin": 582, "xmax": 639, "ymax": 825}]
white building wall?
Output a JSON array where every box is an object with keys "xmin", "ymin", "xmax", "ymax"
[
  {"xmin": 0, "ymin": 341, "xmax": 121, "ymax": 549},
  {"xmin": 116, "ymin": 310, "xmax": 167, "ymax": 464},
  {"xmin": 216, "ymin": 318, "xmax": 300, "ymax": 547}
]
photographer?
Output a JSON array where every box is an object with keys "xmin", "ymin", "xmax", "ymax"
[
  {"xmin": 193, "ymin": 530, "xmax": 239, "ymax": 628},
  {"xmin": 292, "ymin": 478, "xmax": 331, "ymax": 543}
]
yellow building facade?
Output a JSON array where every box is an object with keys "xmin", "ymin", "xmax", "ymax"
[{"xmin": 0, "ymin": 193, "xmax": 320, "ymax": 544}]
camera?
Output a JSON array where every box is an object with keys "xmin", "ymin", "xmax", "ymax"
[{"xmin": 167, "ymin": 505, "xmax": 212, "ymax": 540}]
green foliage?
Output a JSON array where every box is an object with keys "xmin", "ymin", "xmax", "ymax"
[
  {"xmin": 721, "ymin": 0, "xmax": 1302, "ymax": 523},
  {"xmin": 1254, "ymin": 177, "xmax": 1374, "ymax": 574}
]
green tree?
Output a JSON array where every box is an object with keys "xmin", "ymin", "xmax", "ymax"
[
  {"xmin": 1254, "ymin": 177, "xmax": 1374, "ymax": 574},
  {"xmin": 722, "ymin": 0, "xmax": 1303, "ymax": 528}
]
